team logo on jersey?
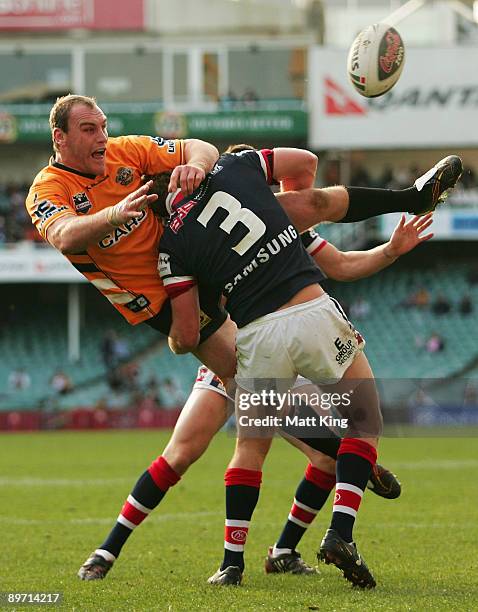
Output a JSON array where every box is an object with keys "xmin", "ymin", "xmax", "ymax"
[
  {"xmin": 115, "ymin": 166, "xmax": 134, "ymax": 186},
  {"xmin": 72, "ymin": 192, "xmax": 92, "ymax": 214}
]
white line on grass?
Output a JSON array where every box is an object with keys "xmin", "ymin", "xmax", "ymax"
[
  {"xmin": 0, "ymin": 511, "xmax": 222, "ymax": 526},
  {"xmin": 0, "ymin": 477, "xmax": 131, "ymax": 486}
]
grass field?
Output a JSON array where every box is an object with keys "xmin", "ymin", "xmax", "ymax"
[{"xmin": 1, "ymin": 430, "xmax": 478, "ymax": 611}]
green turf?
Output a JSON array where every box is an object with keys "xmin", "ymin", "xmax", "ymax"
[{"xmin": 1, "ymin": 431, "xmax": 477, "ymax": 611}]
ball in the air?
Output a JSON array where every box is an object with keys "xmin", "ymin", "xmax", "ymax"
[{"xmin": 347, "ymin": 22, "xmax": 405, "ymax": 98}]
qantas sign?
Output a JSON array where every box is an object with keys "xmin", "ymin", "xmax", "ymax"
[{"xmin": 324, "ymin": 77, "xmax": 478, "ymax": 116}]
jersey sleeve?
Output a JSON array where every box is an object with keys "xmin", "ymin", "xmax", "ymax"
[
  {"xmin": 234, "ymin": 149, "xmax": 277, "ymax": 185},
  {"xmin": 301, "ymin": 228, "xmax": 328, "ymax": 256},
  {"xmin": 158, "ymin": 234, "xmax": 196, "ymax": 299},
  {"xmin": 120, "ymin": 135, "xmax": 185, "ymax": 175},
  {"xmin": 25, "ymin": 178, "xmax": 76, "ymax": 242}
]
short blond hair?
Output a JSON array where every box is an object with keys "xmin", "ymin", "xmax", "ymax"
[{"xmin": 49, "ymin": 94, "xmax": 97, "ymax": 151}]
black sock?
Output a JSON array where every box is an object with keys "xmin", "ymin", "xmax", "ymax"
[
  {"xmin": 330, "ymin": 439, "xmax": 376, "ymax": 543},
  {"xmin": 98, "ymin": 456, "xmax": 180, "ymax": 559},
  {"xmin": 275, "ymin": 464, "xmax": 335, "ymax": 552},
  {"xmin": 341, "ymin": 184, "xmax": 431, "ymax": 223},
  {"xmin": 221, "ymin": 468, "xmax": 262, "ymax": 572}
]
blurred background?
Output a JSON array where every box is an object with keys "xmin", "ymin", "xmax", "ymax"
[{"xmin": 1, "ymin": 0, "xmax": 478, "ymax": 430}]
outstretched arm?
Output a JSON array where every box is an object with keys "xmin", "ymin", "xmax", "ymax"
[
  {"xmin": 47, "ymin": 181, "xmax": 158, "ymax": 254},
  {"xmin": 315, "ymin": 213, "xmax": 434, "ymax": 282}
]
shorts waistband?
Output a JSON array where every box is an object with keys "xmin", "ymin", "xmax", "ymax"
[{"xmin": 240, "ymin": 293, "xmax": 330, "ymax": 330}]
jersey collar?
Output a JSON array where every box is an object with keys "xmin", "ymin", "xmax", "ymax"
[{"xmin": 50, "ymin": 157, "xmax": 97, "ymax": 180}]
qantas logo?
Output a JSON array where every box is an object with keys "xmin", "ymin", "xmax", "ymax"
[{"xmin": 324, "ymin": 77, "xmax": 367, "ymax": 116}]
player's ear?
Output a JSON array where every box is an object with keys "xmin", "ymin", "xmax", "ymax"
[{"xmin": 53, "ymin": 127, "xmax": 65, "ymax": 150}]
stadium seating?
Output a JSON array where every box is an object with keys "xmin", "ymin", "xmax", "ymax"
[{"xmin": 2, "ymin": 261, "xmax": 478, "ymax": 413}]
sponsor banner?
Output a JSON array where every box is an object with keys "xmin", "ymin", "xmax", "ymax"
[
  {"xmin": 0, "ymin": 0, "xmax": 144, "ymax": 31},
  {"xmin": 411, "ymin": 406, "xmax": 478, "ymax": 426},
  {"xmin": 0, "ymin": 105, "xmax": 307, "ymax": 143},
  {"xmin": 380, "ymin": 208, "xmax": 478, "ymax": 241},
  {"xmin": 309, "ymin": 46, "xmax": 478, "ymax": 149},
  {"xmin": 0, "ymin": 407, "xmax": 181, "ymax": 430},
  {"xmin": 0, "ymin": 246, "xmax": 85, "ymax": 282}
]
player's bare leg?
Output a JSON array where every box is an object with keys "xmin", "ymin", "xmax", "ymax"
[
  {"xmin": 276, "ymin": 154, "xmax": 463, "ymax": 231},
  {"xmin": 78, "ymin": 318, "xmax": 238, "ymax": 581},
  {"xmin": 77, "ymin": 386, "xmax": 230, "ymax": 581}
]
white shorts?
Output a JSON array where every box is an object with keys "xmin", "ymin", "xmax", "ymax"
[
  {"xmin": 193, "ymin": 365, "xmax": 229, "ymax": 398},
  {"xmin": 235, "ymin": 294, "xmax": 365, "ymax": 391}
]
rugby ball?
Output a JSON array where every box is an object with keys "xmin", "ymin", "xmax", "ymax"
[{"xmin": 347, "ymin": 22, "xmax": 405, "ymax": 98}]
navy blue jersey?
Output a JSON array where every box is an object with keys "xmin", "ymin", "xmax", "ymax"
[{"xmin": 159, "ymin": 150, "xmax": 325, "ymax": 328}]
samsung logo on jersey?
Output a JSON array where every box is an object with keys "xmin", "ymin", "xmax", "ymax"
[{"xmin": 224, "ymin": 224, "xmax": 298, "ymax": 294}]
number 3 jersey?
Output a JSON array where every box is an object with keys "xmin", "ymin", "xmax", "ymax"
[{"xmin": 159, "ymin": 150, "xmax": 325, "ymax": 328}]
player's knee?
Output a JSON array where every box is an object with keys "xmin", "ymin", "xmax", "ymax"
[
  {"xmin": 307, "ymin": 450, "xmax": 336, "ymax": 474},
  {"xmin": 163, "ymin": 438, "xmax": 209, "ymax": 474}
]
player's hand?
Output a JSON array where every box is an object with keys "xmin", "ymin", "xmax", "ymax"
[
  {"xmin": 385, "ymin": 213, "xmax": 434, "ymax": 258},
  {"xmin": 106, "ymin": 181, "xmax": 158, "ymax": 227},
  {"xmin": 168, "ymin": 164, "xmax": 206, "ymax": 195}
]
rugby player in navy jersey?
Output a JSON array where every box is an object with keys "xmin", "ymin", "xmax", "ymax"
[
  {"xmin": 78, "ymin": 146, "xmax": 460, "ymax": 585},
  {"xmin": 157, "ymin": 148, "xmax": 447, "ymax": 589}
]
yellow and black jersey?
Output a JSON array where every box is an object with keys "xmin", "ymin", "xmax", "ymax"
[{"xmin": 26, "ymin": 135, "xmax": 184, "ymax": 324}]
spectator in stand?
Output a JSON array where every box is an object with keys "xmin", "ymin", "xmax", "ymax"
[
  {"xmin": 159, "ymin": 376, "xmax": 186, "ymax": 409},
  {"xmin": 467, "ymin": 266, "xmax": 478, "ymax": 286},
  {"xmin": 426, "ymin": 333, "xmax": 445, "ymax": 353},
  {"xmin": 101, "ymin": 330, "xmax": 118, "ymax": 370},
  {"xmin": 241, "ymin": 88, "xmax": 259, "ymax": 107},
  {"xmin": 101, "ymin": 330, "xmax": 130, "ymax": 370},
  {"xmin": 50, "ymin": 369, "xmax": 74, "ymax": 395},
  {"xmin": 460, "ymin": 165, "xmax": 476, "ymax": 190},
  {"xmin": 432, "ymin": 293, "xmax": 452, "ymax": 315},
  {"xmin": 459, "ymin": 294, "xmax": 473, "ymax": 315},
  {"xmin": 0, "ymin": 216, "xmax": 6, "ymax": 245},
  {"xmin": 351, "ymin": 165, "xmax": 372, "ymax": 187},
  {"xmin": 350, "ymin": 295, "xmax": 370, "ymax": 320},
  {"xmin": 8, "ymin": 367, "xmax": 31, "ymax": 391},
  {"xmin": 378, "ymin": 165, "xmax": 394, "ymax": 188},
  {"xmin": 398, "ymin": 286, "xmax": 430, "ymax": 309}
]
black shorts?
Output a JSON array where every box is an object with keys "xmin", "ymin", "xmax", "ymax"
[{"xmin": 144, "ymin": 289, "xmax": 227, "ymax": 344}]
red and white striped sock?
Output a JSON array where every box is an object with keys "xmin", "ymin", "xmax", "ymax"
[
  {"xmin": 274, "ymin": 464, "xmax": 335, "ymax": 555},
  {"xmin": 330, "ymin": 438, "xmax": 377, "ymax": 543},
  {"xmin": 116, "ymin": 494, "xmax": 153, "ymax": 531},
  {"xmin": 98, "ymin": 455, "xmax": 181, "ymax": 559},
  {"xmin": 221, "ymin": 467, "xmax": 262, "ymax": 571}
]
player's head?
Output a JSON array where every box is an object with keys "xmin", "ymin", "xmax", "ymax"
[
  {"xmin": 49, "ymin": 94, "xmax": 108, "ymax": 176},
  {"xmin": 224, "ymin": 143, "xmax": 255, "ymax": 154}
]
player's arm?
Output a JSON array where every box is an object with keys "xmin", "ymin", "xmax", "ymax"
[
  {"xmin": 168, "ymin": 286, "xmax": 201, "ymax": 354},
  {"xmin": 315, "ymin": 213, "xmax": 434, "ymax": 281},
  {"xmin": 270, "ymin": 147, "xmax": 318, "ymax": 191},
  {"xmin": 269, "ymin": 148, "xmax": 347, "ymax": 232},
  {"xmin": 168, "ymin": 139, "xmax": 219, "ymax": 195},
  {"xmin": 47, "ymin": 181, "xmax": 158, "ymax": 254}
]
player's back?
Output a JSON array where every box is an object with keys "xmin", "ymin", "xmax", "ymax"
[{"xmin": 160, "ymin": 150, "xmax": 324, "ymax": 327}]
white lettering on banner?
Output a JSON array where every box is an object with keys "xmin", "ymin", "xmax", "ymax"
[
  {"xmin": 0, "ymin": 0, "xmax": 82, "ymax": 16},
  {"xmin": 309, "ymin": 46, "xmax": 478, "ymax": 148},
  {"xmin": 379, "ymin": 209, "xmax": 478, "ymax": 242},
  {"xmin": 0, "ymin": 245, "xmax": 85, "ymax": 282}
]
